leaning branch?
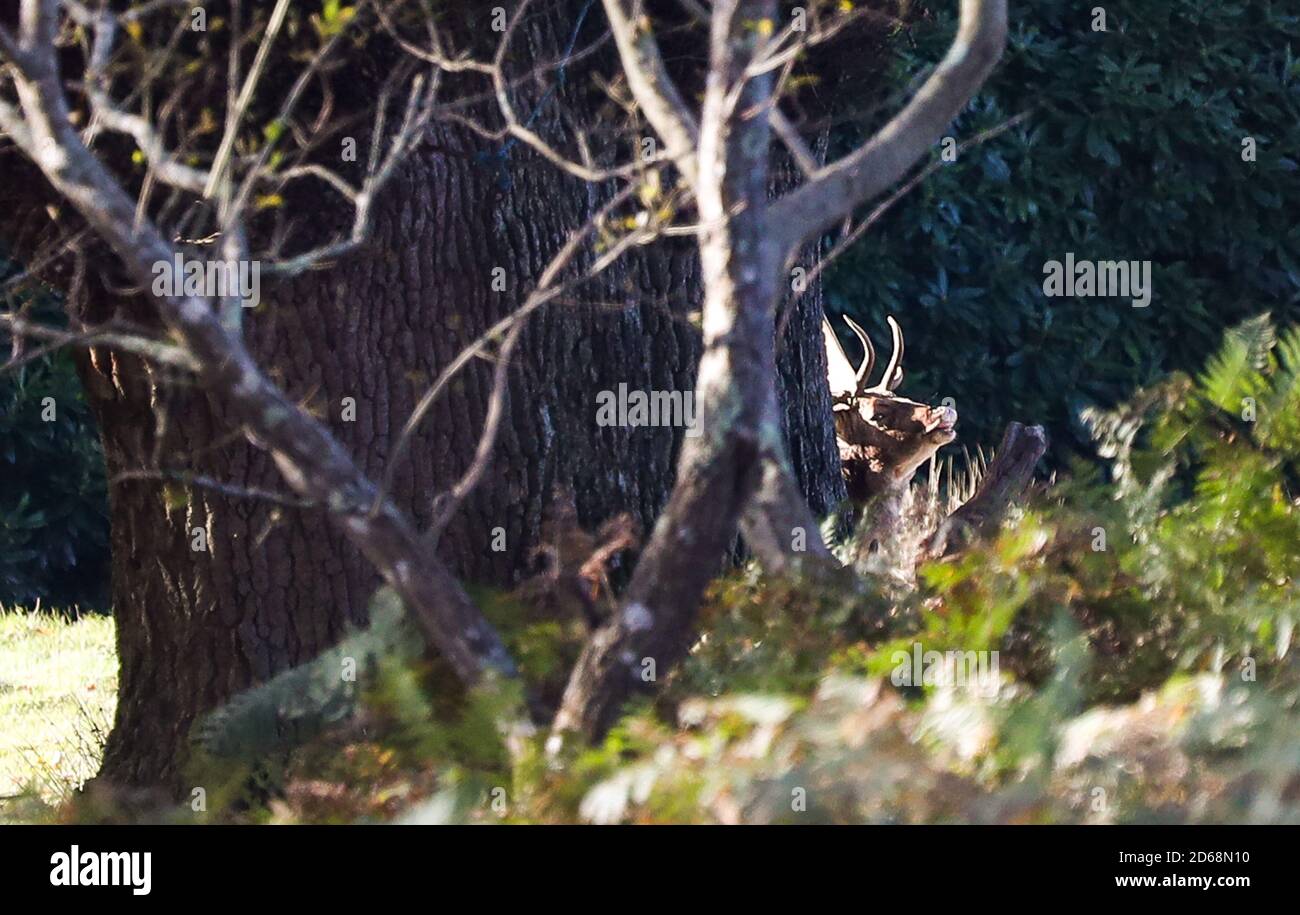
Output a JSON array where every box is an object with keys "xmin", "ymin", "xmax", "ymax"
[
  {"xmin": 768, "ymin": 0, "xmax": 1007, "ymax": 254},
  {"xmin": 0, "ymin": 0, "xmax": 518, "ymax": 691},
  {"xmin": 775, "ymin": 109, "xmax": 1031, "ymax": 349},
  {"xmin": 923, "ymin": 422, "xmax": 1047, "ymax": 559}
]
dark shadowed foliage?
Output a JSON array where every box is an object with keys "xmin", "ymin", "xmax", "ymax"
[
  {"xmin": 829, "ymin": 0, "xmax": 1300, "ymax": 462},
  {"xmin": 0, "ymin": 255, "xmax": 109, "ymax": 609}
]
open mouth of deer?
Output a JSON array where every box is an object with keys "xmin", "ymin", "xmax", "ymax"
[
  {"xmin": 928, "ymin": 405, "xmax": 958, "ymax": 436},
  {"xmin": 859, "ymin": 396, "xmax": 957, "ymax": 451}
]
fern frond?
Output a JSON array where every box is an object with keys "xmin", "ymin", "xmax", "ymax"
[
  {"xmin": 191, "ymin": 587, "xmax": 424, "ymax": 761},
  {"xmin": 1258, "ymin": 324, "xmax": 1300, "ymax": 452},
  {"xmin": 1197, "ymin": 313, "xmax": 1274, "ymax": 416}
]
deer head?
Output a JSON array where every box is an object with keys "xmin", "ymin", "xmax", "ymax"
[{"xmin": 824, "ymin": 314, "xmax": 957, "ymax": 502}]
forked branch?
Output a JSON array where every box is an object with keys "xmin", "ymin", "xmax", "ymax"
[
  {"xmin": 0, "ymin": 0, "xmax": 518, "ymax": 691},
  {"xmin": 769, "ymin": 0, "xmax": 1008, "ymax": 254}
]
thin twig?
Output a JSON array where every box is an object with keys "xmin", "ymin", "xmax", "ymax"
[
  {"xmin": 111, "ymin": 468, "xmax": 318, "ymax": 509},
  {"xmin": 776, "ymin": 109, "xmax": 1032, "ymax": 350},
  {"xmin": 373, "ymin": 183, "xmax": 639, "ymax": 519}
]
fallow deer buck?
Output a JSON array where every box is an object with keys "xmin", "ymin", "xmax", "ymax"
[{"xmin": 823, "ymin": 313, "xmax": 1047, "ymax": 582}]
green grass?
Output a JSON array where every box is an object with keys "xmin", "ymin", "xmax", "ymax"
[{"xmin": 0, "ymin": 607, "xmax": 116, "ymax": 812}]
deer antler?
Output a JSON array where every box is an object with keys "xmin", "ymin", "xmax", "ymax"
[
  {"xmin": 824, "ymin": 316, "xmax": 858, "ymax": 407},
  {"xmin": 825, "ymin": 313, "xmax": 904, "ymax": 399},
  {"xmin": 866, "ymin": 316, "xmax": 905, "ymax": 394},
  {"xmin": 824, "ymin": 313, "xmax": 879, "ymax": 405},
  {"xmin": 827, "ymin": 313, "xmax": 957, "ymax": 503},
  {"xmin": 843, "ymin": 315, "xmax": 875, "ymax": 393}
]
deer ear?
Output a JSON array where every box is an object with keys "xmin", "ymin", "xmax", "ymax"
[{"xmin": 823, "ymin": 317, "xmax": 858, "ymax": 401}]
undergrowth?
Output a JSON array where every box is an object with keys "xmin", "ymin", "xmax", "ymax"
[{"xmin": 36, "ymin": 317, "xmax": 1300, "ymax": 824}]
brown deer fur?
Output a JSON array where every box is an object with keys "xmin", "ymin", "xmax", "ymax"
[
  {"xmin": 824, "ymin": 315, "xmax": 957, "ymax": 577},
  {"xmin": 824, "ymin": 315, "xmax": 1046, "ymax": 579}
]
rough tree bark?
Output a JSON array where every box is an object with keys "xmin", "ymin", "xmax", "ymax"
[
  {"xmin": 0, "ymin": 0, "xmax": 841, "ymax": 786},
  {"xmin": 553, "ymin": 0, "xmax": 788, "ymax": 737},
  {"xmin": 553, "ymin": 0, "xmax": 1008, "ymax": 740}
]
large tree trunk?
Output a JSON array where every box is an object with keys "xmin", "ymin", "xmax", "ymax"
[
  {"xmin": 0, "ymin": 2, "xmax": 842, "ymax": 788},
  {"xmin": 553, "ymin": 0, "xmax": 791, "ymax": 738}
]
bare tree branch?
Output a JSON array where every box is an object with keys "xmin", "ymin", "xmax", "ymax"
[
  {"xmin": 769, "ymin": 105, "xmax": 818, "ymax": 176},
  {"xmin": 738, "ymin": 449, "xmax": 834, "ymax": 573},
  {"xmin": 0, "ymin": 312, "xmax": 200, "ymax": 373},
  {"xmin": 775, "ymin": 109, "xmax": 1032, "ymax": 349},
  {"xmin": 923, "ymin": 422, "xmax": 1047, "ymax": 559},
  {"xmin": 768, "ymin": 0, "xmax": 1008, "ymax": 254},
  {"xmin": 746, "ymin": 2, "xmax": 898, "ymax": 78},
  {"xmin": 600, "ymin": 0, "xmax": 701, "ymax": 188},
  {"xmin": 425, "ymin": 315, "xmax": 527, "ymax": 547},
  {"xmin": 553, "ymin": 0, "xmax": 784, "ymax": 742},
  {"xmin": 111, "ymin": 468, "xmax": 318, "ymax": 510},
  {"xmin": 0, "ymin": 0, "xmax": 519, "ymax": 691},
  {"xmin": 203, "ymin": 0, "xmax": 293, "ymax": 199}
]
